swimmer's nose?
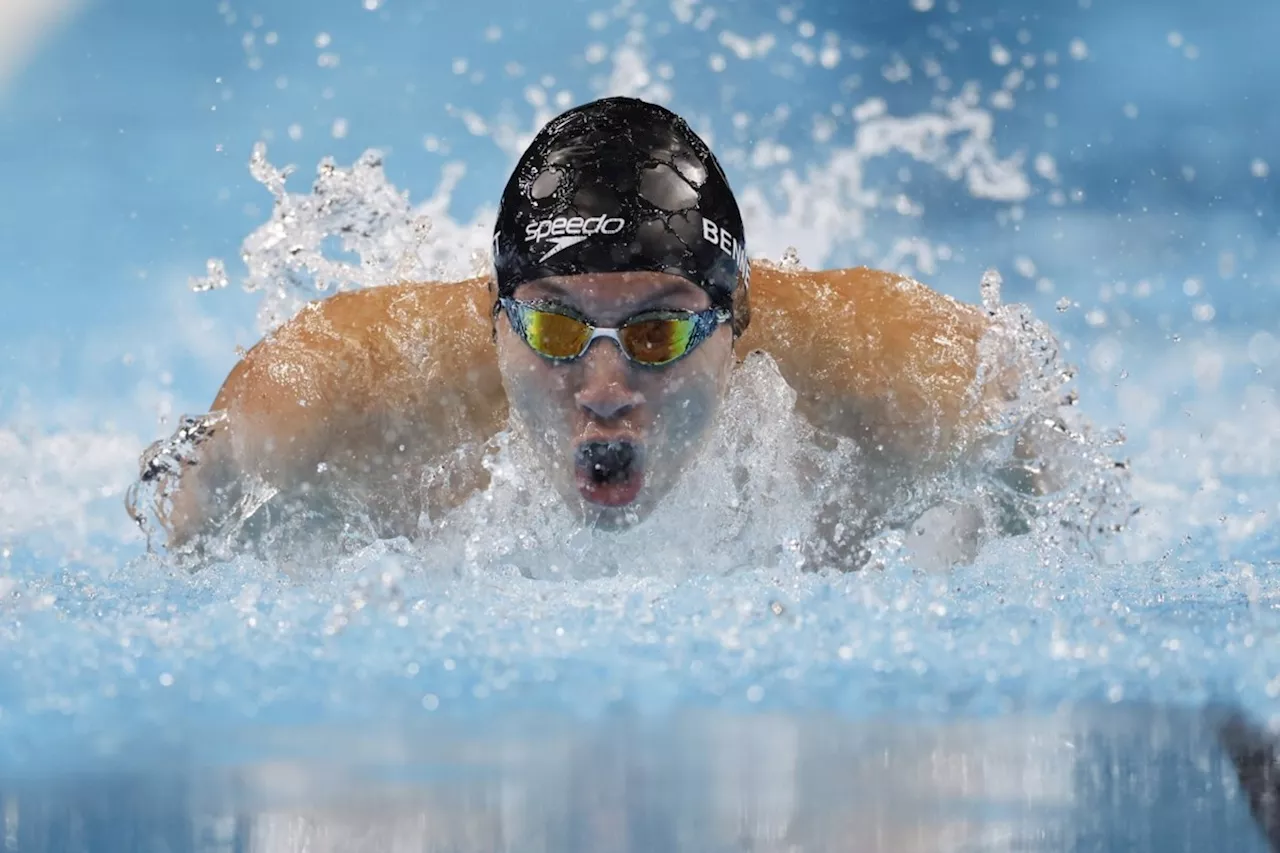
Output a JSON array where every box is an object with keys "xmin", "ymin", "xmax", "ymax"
[{"xmin": 575, "ymin": 339, "xmax": 644, "ymax": 421}]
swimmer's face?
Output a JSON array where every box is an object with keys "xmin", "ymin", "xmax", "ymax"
[{"xmin": 495, "ymin": 271, "xmax": 735, "ymax": 527}]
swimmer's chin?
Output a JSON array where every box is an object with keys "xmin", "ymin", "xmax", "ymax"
[{"xmin": 579, "ymin": 501, "xmax": 648, "ymax": 531}]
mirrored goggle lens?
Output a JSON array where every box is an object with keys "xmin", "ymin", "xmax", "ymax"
[
  {"xmin": 523, "ymin": 309, "xmax": 593, "ymax": 359},
  {"xmin": 618, "ymin": 317, "xmax": 697, "ymax": 365}
]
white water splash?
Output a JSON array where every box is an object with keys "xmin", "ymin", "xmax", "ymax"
[
  {"xmin": 0, "ymin": 427, "xmax": 138, "ymax": 555},
  {"xmin": 194, "ymin": 145, "xmax": 495, "ymax": 336}
]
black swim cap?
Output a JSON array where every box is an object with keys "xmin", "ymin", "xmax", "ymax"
[{"xmin": 492, "ymin": 96, "xmax": 751, "ymax": 335}]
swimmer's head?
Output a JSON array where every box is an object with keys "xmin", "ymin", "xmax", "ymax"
[
  {"xmin": 493, "ymin": 96, "xmax": 751, "ymax": 335},
  {"xmin": 491, "ymin": 97, "xmax": 747, "ymax": 526}
]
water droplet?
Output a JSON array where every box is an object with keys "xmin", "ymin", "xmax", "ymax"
[{"xmin": 979, "ymin": 268, "xmax": 1003, "ymax": 313}]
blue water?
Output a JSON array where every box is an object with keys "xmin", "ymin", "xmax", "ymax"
[{"xmin": 2, "ymin": 0, "xmax": 1279, "ymax": 850}]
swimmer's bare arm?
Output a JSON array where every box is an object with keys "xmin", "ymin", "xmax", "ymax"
[{"xmin": 163, "ymin": 279, "xmax": 507, "ymax": 546}]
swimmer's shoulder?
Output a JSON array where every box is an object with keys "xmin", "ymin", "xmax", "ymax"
[
  {"xmin": 740, "ymin": 262, "xmax": 994, "ymax": 463},
  {"xmin": 213, "ymin": 277, "xmax": 496, "ymax": 412},
  {"xmin": 203, "ymin": 276, "xmax": 502, "ymax": 481},
  {"xmin": 164, "ymin": 278, "xmax": 502, "ymax": 545},
  {"xmin": 743, "ymin": 262, "xmax": 982, "ymax": 337}
]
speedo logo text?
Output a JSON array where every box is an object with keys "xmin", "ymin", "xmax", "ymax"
[{"xmin": 526, "ymin": 214, "xmax": 626, "ymax": 262}]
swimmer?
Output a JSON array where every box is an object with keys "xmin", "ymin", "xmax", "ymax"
[{"xmin": 134, "ymin": 96, "xmax": 1068, "ymax": 567}]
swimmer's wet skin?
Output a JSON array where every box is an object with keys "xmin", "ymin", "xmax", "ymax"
[{"xmin": 138, "ymin": 96, "xmax": 1065, "ymax": 565}]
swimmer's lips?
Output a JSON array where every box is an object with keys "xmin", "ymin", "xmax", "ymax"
[
  {"xmin": 574, "ymin": 440, "xmax": 645, "ymax": 507},
  {"xmin": 577, "ymin": 468, "xmax": 645, "ymax": 507}
]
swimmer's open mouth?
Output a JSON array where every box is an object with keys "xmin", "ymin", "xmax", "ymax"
[{"xmin": 574, "ymin": 440, "xmax": 645, "ymax": 507}]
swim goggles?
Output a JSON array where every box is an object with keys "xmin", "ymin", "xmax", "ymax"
[{"xmin": 498, "ymin": 297, "xmax": 730, "ymax": 367}]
